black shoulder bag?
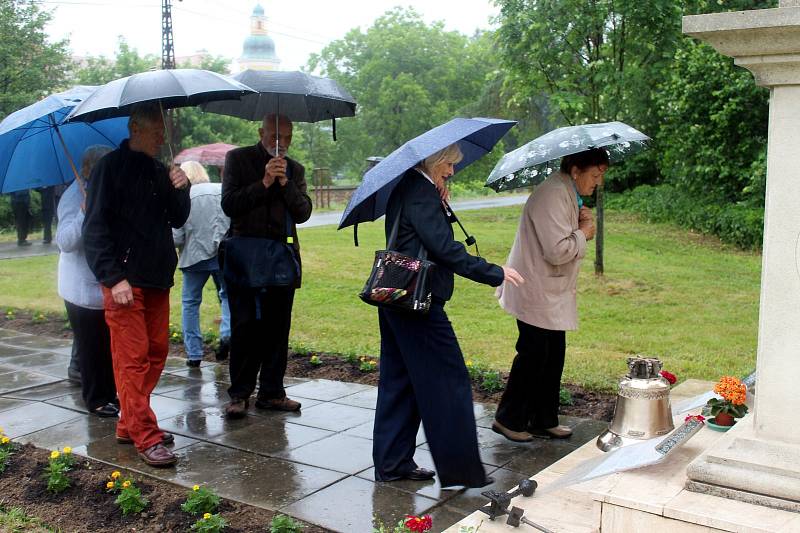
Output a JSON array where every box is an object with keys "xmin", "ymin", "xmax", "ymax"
[
  {"xmin": 359, "ymin": 206, "xmax": 435, "ymax": 314},
  {"xmin": 222, "ymin": 209, "xmax": 300, "ymax": 288}
]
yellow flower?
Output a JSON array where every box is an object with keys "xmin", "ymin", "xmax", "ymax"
[
  {"xmin": 122, "ymin": 480, "xmax": 131, "ymax": 488},
  {"xmin": 106, "ymin": 481, "xmax": 115, "ymax": 489},
  {"xmin": 50, "ymin": 450, "xmax": 60, "ymax": 459},
  {"xmin": 1, "ymin": 437, "xmax": 9, "ymax": 445},
  {"xmin": 193, "ymin": 484, "xmax": 200, "ymax": 491},
  {"xmin": 63, "ymin": 446, "xmax": 72, "ymax": 454},
  {"xmin": 203, "ymin": 513, "xmax": 212, "ymax": 520},
  {"xmin": 111, "ymin": 471, "xmax": 121, "ymax": 479},
  {"xmin": 466, "ymin": 360, "xmax": 473, "ymax": 367}
]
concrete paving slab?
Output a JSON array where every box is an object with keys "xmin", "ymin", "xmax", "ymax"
[
  {"xmin": 0, "ymin": 396, "xmax": 34, "ymax": 413},
  {"xmin": 0, "ymin": 402, "xmax": 82, "ymax": 438},
  {"xmin": 0, "ymin": 370, "xmax": 62, "ymax": 394},
  {"xmin": 283, "ymin": 475, "xmax": 439, "ymax": 533},
  {"xmin": 342, "ymin": 420, "xmax": 427, "ymax": 446},
  {"xmin": 277, "ymin": 433, "xmax": 376, "ymax": 474},
  {"xmin": 4, "ymin": 380, "xmax": 78, "ymax": 400},
  {"xmin": 331, "ymin": 387, "xmax": 379, "ymax": 409},
  {"xmin": 285, "ymin": 378, "xmax": 372, "ymax": 401},
  {"xmin": 211, "ymin": 417, "xmax": 334, "ymax": 456},
  {"xmin": 168, "ymin": 364, "xmax": 231, "ymax": 383},
  {"xmin": 569, "ymin": 419, "xmax": 610, "ymax": 446},
  {"xmin": 158, "ymin": 406, "xmax": 257, "ymax": 440},
  {"xmin": 210, "ymin": 455, "xmax": 347, "ymax": 509},
  {"xmin": 0, "ymin": 345, "xmax": 41, "ymax": 358},
  {"xmin": 288, "ymin": 401, "xmax": 374, "ymax": 432},
  {"xmin": 44, "ymin": 391, "xmax": 87, "ymax": 414},
  {"xmin": 16, "ymin": 415, "xmax": 117, "ymax": 450},
  {"xmin": 152, "ymin": 373, "xmax": 203, "ymax": 394},
  {"xmin": 444, "ymin": 467, "xmax": 536, "ymax": 514},
  {"xmin": 36, "ymin": 362, "xmax": 71, "ymax": 380},
  {"xmin": 158, "ymin": 381, "xmax": 230, "ymax": 406},
  {"xmin": 0, "ymin": 336, "xmax": 71, "ymax": 349},
  {"xmin": 503, "ymin": 440, "xmax": 580, "ymax": 476},
  {"xmin": 0, "ymin": 329, "xmax": 31, "ymax": 339},
  {"xmin": 3, "ymin": 351, "xmax": 70, "ymax": 368}
]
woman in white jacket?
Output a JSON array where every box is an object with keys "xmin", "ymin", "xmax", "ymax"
[{"xmin": 56, "ymin": 145, "xmax": 118, "ymax": 417}]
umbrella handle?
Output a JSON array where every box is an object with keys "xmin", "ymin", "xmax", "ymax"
[
  {"xmin": 159, "ymin": 100, "xmax": 175, "ymax": 163},
  {"xmin": 52, "ymin": 118, "xmax": 85, "ymax": 197}
]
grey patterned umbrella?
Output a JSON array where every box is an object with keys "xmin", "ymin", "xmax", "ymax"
[{"xmin": 485, "ymin": 121, "xmax": 650, "ymax": 192}]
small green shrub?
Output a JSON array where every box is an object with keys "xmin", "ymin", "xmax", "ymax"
[
  {"xmin": 309, "ymin": 355, "xmax": 323, "ymax": 366},
  {"xmin": 358, "ymin": 356, "xmax": 378, "ymax": 372},
  {"xmin": 182, "ymin": 485, "xmax": 221, "ymax": 516},
  {"xmin": 44, "ymin": 448, "xmax": 76, "ymax": 493},
  {"xmin": 343, "ymin": 352, "xmax": 360, "ymax": 365},
  {"xmin": 559, "ymin": 387, "xmax": 573, "ymax": 406},
  {"xmin": 269, "ymin": 513, "xmax": 304, "ymax": 533},
  {"xmin": 31, "ymin": 311, "xmax": 47, "ymax": 324},
  {"xmin": 479, "ymin": 371, "xmax": 504, "ymax": 393},
  {"xmin": 192, "ymin": 512, "xmax": 227, "ymax": 532},
  {"xmin": 114, "ymin": 479, "xmax": 148, "ymax": 516}
]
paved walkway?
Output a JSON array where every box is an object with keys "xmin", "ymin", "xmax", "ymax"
[
  {"xmin": 0, "ymin": 328, "xmax": 606, "ymax": 532},
  {"xmin": 0, "ymin": 195, "xmax": 529, "ymax": 260}
]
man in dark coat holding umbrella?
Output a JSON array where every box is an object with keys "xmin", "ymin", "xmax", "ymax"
[
  {"xmin": 83, "ymin": 102, "xmax": 190, "ymax": 467},
  {"xmin": 222, "ymin": 113, "xmax": 312, "ymax": 418}
]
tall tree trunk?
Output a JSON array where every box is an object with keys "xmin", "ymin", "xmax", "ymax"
[{"xmin": 595, "ymin": 185, "xmax": 604, "ymax": 275}]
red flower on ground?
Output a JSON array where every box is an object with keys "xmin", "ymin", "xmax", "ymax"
[
  {"xmin": 404, "ymin": 515, "xmax": 433, "ymax": 532},
  {"xmin": 660, "ymin": 370, "xmax": 677, "ymax": 385}
]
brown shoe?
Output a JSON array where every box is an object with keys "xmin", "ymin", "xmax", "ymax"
[
  {"xmin": 492, "ymin": 420, "xmax": 534, "ymax": 443},
  {"xmin": 139, "ymin": 443, "xmax": 177, "ymax": 467},
  {"xmin": 117, "ymin": 432, "xmax": 174, "ymax": 445},
  {"xmin": 255, "ymin": 396, "xmax": 301, "ymax": 412},
  {"xmin": 530, "ymin": 425, "xmax": 573, "ymax": 439},
  {"xmin": 224, "ymin": 398, "xmax": 249, "ymax": 419}
]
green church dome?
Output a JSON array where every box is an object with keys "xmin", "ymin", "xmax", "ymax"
[{"xmin": 242, "ymin": 34, "xmax": 276, "ymax": 60}]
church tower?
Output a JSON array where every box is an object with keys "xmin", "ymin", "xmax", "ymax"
[{"xmin": 239, "ymin": 3, "xmax": 280, "ymax": 71}]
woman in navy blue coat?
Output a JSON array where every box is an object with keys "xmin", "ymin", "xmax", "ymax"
[{"xmin": 373, "ymin": 144, "xmax": 523, "ymax": 488}]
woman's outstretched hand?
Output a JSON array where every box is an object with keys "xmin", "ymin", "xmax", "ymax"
[{"xmin": 502, "ymin": 266, "xmax": 524, "ymax": 287}]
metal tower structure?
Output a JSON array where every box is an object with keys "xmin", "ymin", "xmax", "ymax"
[{"xmin": 161, "ymin": 0, "xmax": 177, "ymax": 70}]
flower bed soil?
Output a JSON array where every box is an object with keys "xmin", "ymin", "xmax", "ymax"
[
  {"xmin": 2, "ymin": 310, "xmax": 615, "ymax": 421},
  {"xmin": 0, "ymin": 443, "xmax": 329, "ymax": 533}
]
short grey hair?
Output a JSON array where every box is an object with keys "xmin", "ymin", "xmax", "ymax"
[
  {"xmin": 416, "ymin": 143, "xmax": 463, "ymax": 176},
  {"xmin": 180, "ymin": 161, "xmax": 210, "ymax": 185},
  {"xmin": 81, "ymin": 144, "xmax": 114, "ymax": 180},
  {"xmin": 128, "ymin": 102, "xmax": 162, "ymax": 132}
]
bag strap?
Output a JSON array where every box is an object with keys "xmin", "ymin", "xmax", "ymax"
[
  {"xmin": 387, "ymin": 204, "xmax": 427, "ymax": 260},
  {"xmin": 443, "ymin": 200, "xmax": 479, "ymax": 257}
]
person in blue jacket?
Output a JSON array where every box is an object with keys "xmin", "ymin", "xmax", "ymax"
[{"xmin": 373, "ymin": 143, "xmax": 524, "ymax": 489}]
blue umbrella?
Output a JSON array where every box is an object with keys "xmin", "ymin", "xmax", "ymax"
[
  {"xmin": 0, "ymin": 86, "xmax": 128, "ymax": 193},
  {"xmin": 338, "ymin": 117, "xmax": 517, "ymax": 229},
  {"xmin": 485, "ymin": 121, "xmax": 650, "ymax": 192}
]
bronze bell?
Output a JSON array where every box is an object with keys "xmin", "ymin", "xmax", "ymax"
[{"xmin": 596, "ymin": 356, "xmax": 674, "ymax": 452}]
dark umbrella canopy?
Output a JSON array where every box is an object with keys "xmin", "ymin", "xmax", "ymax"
[
  {"xmin": 338, "ymin": 117, "xmax": 516, "ymax": 229},
  {"xmin": 65, "ymin": 69, "xmax": 255, "ymax": 123},
  {"xmin": 485, "ymin": 121, "xmax": 650, "ymax": 192},
  {"xmin": 201, "ymin": 70, "xmax": 357, "ymax": 123}
]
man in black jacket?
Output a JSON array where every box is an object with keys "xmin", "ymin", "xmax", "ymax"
[
  {"xmin": 83, "ymin": 102, "xmax": 190, "ymax": 467},
  {"xmin": 221, "ymin": 114, "xmax": 312, "ymax": 418}
]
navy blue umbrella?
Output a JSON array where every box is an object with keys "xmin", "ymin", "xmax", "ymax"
[
  {"xmin": 0, "ymin": 86, "xmax": 128, "ymax": 193},
  {"xmin": 338, "ymin": 117, "xmax": 516, "ymax": 229}
]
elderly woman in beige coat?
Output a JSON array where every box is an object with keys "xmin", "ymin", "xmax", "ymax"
[{"xmin": 492, "ymin": 148, "xmax": 608, "ymax": 442}]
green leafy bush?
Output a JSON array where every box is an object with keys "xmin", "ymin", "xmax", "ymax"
[
  {"xmin": 269, "ymin": 513, "xmax": 304, "ymax": 533},
  {"xmin": 182, "ymin": 485, "xmax": 220, "ymax": 516},
  {"xmin": 191, "ymin": 512, "xmax": 227, "ymax": 532},
  {"xmin": 559, "ymin": 387, "xmax": 573, "ymax": 406}
]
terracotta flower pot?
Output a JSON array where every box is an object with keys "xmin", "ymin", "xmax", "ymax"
[{"xmin": 713, "ymin": 412, "xmax": 735, "ymax": 426}]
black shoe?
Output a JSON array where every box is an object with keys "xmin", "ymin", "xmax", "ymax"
[
  {"xmin": 402, "ymin": 467, "xmax": 435, "ymax": 481},
  {"xmin": 92, "ymin": 403, "xmax": 119, "ymax": 418},
  {"xmin": 215, "ymin": 338, "xmax": 230, "ymax": 361},
  {"xmin": 42, "ymin": 239, "xmax": 51, "ymax": 245},
  {"xmin": 186, "ymin": 359, "xmax": 201, "ymax": 368},
  {"xmin": 67, "ymin": 367, "xmax": 82, "ymax": 383}
]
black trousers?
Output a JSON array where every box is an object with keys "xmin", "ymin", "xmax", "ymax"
[
  {"xmin": 64, "ymin": 301, "xmax": 117, "ymax": 411},
  {"xmin": 227, "ymin": 285, "xmax": 294, "ymax": 401},
  {"xmin": 11, "ymin": 201, "xmax": 30, "ymax": 244},
  {"xmin": 39, "ymin": 187, "xmax": 55, "ymax": 242},
  {"xmin": 373, "ymin": 304, "xmax": 487, "ymax": 488},
  {"xmin": 495, "ymin": 320, "xmax": 566, "ymax": 432}
]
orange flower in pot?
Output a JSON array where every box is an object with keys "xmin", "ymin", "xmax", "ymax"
[{"xmin": 706, "ymin": 376, "xmax": 748, "ymax": 426}]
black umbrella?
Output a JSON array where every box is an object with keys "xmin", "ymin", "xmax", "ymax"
[
  {"xmin": 202, "ymin": 69, "xmax": 356, "ymax": 123},
  {"xmin": 65, "ymin": 69, "xmax": 255, "ymax": 123},
  {"xmin": 202, "ymin": 70, "xmax": 357, "ymax": 153}
]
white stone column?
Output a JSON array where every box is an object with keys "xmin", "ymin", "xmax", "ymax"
[{"xmin": 682, "ymin": 5, "xmax": 800, "ymax": 510}]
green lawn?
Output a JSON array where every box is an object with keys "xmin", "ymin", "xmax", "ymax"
[{"xmin": 0, "ymin": 207, "xmax": 760, "ymax": 391}]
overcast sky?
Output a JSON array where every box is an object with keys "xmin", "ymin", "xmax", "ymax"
[{"xmin": 43, "ymin": 0, "xmax": 499, "ymax": 71}]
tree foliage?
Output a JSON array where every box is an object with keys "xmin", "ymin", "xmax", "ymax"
[
  {"xmin": 308, "ymin": 8, "xmax": 501, "ymax": 181},
  {"xmin": 0, "ymin": 0, "xmax": 70, "ymax": 120}
]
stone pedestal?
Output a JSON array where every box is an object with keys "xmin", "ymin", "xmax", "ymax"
[{"xmin": 682, "ymin": 4, "xmax": 800, "ymax": 507}]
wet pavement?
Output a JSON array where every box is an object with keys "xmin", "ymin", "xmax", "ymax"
[{"xmin": 0, "ymin": 328, "xmax": 607, "ymax": 532}]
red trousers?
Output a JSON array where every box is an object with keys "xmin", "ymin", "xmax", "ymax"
[{"xmin": 103, "ymin": 286, "xmax": 170, "ymax": 452}]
